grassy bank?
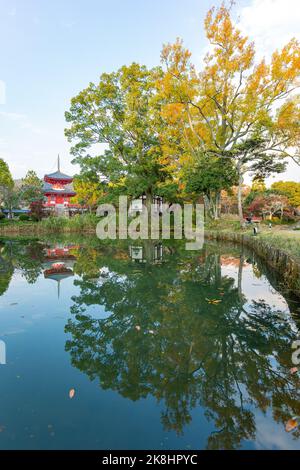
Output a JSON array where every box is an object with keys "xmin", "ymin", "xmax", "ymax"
[
  {"xmin": 205, "ymin": 217, "xmax": 300, "ymax": 262},
  {"xmin": 205, "ymin": 219, "xmax": 300, "ymax": 297},
  {"xmin": 0, "ymin": 214, "xmax": 99, "ymax": 234},
  {"xmin": 1, "ymin": 214, "xmax": 300, "ymax": 263},
  {"xmin": 257, "ymin": 231, "xmax": 300, "ymax": 262}
]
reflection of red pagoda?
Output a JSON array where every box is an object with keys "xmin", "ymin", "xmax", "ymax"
[
  {"xmin": 43, "ymin": 245, "xmax": 78, "ymax": 298},
  {"xmin": 43, "ymin": 156, "xmax": 77, "ymax": 213},
  {"xmin": 44, "ymin": 246, "xmax": 78, "ymax": 261}
]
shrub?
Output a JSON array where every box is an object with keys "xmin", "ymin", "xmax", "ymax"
[
  {"xmin": 19, "ymin": 214, "xmax": 30, "ymax": 221},
  {"xmin": 67, "ymin": 213, "xmax": 99, "ymax": 231},
  {"xmin": 0, "ymin": 213, "xmax": 5, "ymax": 220},
  {"xmin": 40, "ymin": 216, "xmax": 68, "ymax": 231},
  {"xmin": 29, "ymin": 200, "xmax": 44, "ymax": 221}
]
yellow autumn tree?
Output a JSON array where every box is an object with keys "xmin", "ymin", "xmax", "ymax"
[
  {"xmin": 158, "ymin": 3, "xmax": 300, "ymax": 223},
  {"xmin": 71, "ymin": 177, "xmax": 104, "ymax": 213}
]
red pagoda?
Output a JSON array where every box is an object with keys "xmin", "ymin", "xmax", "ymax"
[{"xmin": 43, "ymin": 156, "xmax": 77, "ymax": 213}]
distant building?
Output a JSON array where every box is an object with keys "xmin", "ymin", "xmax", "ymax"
[{"xmin": 43, "ymin": 156, "xmax": 79, "ymax": 215}]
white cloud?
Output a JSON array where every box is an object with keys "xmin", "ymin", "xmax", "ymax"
[
  {"xmin": 0, "ymin": 111, "xmax": 27, "ymax": 121},
  {"xmin": 255, "ymin": 414, "xmax": 300, "ymax": 450},
  {"xmin": 238, "ymin": 0, "xmax": 300, "ymax": 185},
  {"xmin": 0, "ymin": 111, "xmax": 43, "ymax": 135},
  {"xmin": 239, "ymin": 0, "xmax": 300, "ymax": 59}
]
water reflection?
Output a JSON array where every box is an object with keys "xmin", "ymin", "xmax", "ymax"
[
  {"xmin": 64, "ymin": 240, "xmax": 300, "ymax": 449},
  {"xmin": 0, "ymin": 237, "xmax": 300, "ymax": 449},
  {"xmin": 129, "ymin": 242, "xmax": 164, "ymax": 264},
  {"xmin": 43, "ymin": 245, "xmax": 77, "ymax": 298}
]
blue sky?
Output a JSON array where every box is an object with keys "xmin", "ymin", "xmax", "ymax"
[{"xmin": 0, "ymin": 0, "xmax": 299, "ymax": 184}]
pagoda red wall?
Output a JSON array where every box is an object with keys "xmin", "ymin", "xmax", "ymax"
[{"xmin": 45, "ymin": 195, "xmax": 71, "ymax": 207}]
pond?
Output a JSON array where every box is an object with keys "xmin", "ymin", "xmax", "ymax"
[{"xmin": 0, "ymin": 236, "xmax": 300, "ymax": 450}]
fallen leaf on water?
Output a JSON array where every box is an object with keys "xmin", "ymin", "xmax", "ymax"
[
  {"xmin": 206, "ymin": 298, "xmax": 222, "ymax": 305},
  {"xmin": 290, "ymin": 367, "xmax": 298, "ymax": 375},
  {"xmin": 285, "ymin": 417, "xmax": 299, "ymax": 432},
  {"xmin": 69, "ymin": 389, "xmax": 75, "ymax": 399}
]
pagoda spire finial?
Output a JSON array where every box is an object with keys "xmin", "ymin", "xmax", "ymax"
[{"xmin": 58, "ymin": 154, "xmax": 60, "ymax": 172}]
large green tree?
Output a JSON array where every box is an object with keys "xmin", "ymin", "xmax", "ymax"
[{"xmin": 65, "ymin": 63, "xmax": 171, "ymax": 210}]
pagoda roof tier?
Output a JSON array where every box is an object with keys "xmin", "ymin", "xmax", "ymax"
[
  {"xmin": 44, "ymin": 170, "xmax": 73, "ymax": 183},
  {"xmin": 44, "ymin": 270, "xmax": 74, "ymax": 281},
  {"xmin": 43, "ymin": 181, "xmax": 76, "ymax": 196},
  {"xmin": 43, "ymin": 189, "xmax": 76, "ymax": 196}
]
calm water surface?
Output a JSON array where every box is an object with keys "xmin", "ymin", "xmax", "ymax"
[{"xmin": 0, "ymin": 236, "xmax": 300, "ymax": 450}]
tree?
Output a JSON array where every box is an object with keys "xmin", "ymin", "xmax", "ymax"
[
  {"xmin": 71, "ymin": 176, "xmax": 104, "ymax": 213},
  {"xmin": 183, "ymin": 155, "xmax": 238, "ymax": 218},
  {"xmin": 21, "ymin": 170, "xmax": 43, "ymax": 206},
  {"xmin": 0, "ymin": 186, "xmax": 22, "ymax": 218},
  {"xmin": 221, "ymin": 185, "xmax": 251, "ymax": 216},
  {"xmin": 271, "ymin": 181, "xmax": 300, "ymax": 208},
  {"xmin": 0, "ymin": 158, "xmax": 13, "ymax": 189},
  {"xmin": 251, "ymin": 177, "xmax": 266, "ymax": 193},
  {"xmin": 22, "ymin": 170, "xmax": 42, "ymax": 188},
  {"xmin": 248, "ymin": 193, "xmax": 290, "ymax": 220},
  {"xmin": 65, "ymin": 63, "xmax": 170, "ymax": 213},
  {"xmin": 0, "ymin": 158, "xmax": 14, "ymax": 215},
  {"xmin": 29, "ymin": 199, "xmax": 44, "ymax": 221},
  {"xmin": 158, "ymin": 4, "xmax": 300, "ymax": 224}
]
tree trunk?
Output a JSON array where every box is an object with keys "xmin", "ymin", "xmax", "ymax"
[
  {"xmin": 238, "ymin": 252, "xmax": 244, "ymax": 301},
  {"xmin": 145, "ymin": 191, "xmax": 152, "ymax": 229},
  {"xmin": 215, "ymin": 191, "xmax": 221, "ymax": 219},
  {"xmin": 204, "ymin": 195, "xmax": 212, "ymax": 219},
  {"xmin": 205, "ymin": 192, "xmax": 220, "ymax": 220},
  {"xmin": 237, "ymin": 161, "xmax": 244, "ymax": 227}
]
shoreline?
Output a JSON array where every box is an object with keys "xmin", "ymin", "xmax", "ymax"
[
  {"xmin": 206, "ymin": 230, "xmax": 300, "ymax": 298},
  {"xmin": 1, "ymin": 222, "xmax": 299, "ymax": 298}
]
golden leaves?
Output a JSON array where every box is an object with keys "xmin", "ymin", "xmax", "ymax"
[
  {"xmin": 285, "ymin": 417, "xmax": 300, "ymax": 433},
  {"xmin": 271, "ymin": 38, "xmax": 300, "ymax": 84},
  {"xmin": 206, "ymin": 298, "xmax": 222, "ymax": 305}
]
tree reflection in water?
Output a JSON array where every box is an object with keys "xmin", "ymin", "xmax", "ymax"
[
  {"xmin": 63, "ymin": 240, "xmax": 300, "ymax": 449},
  {"xmin": 0, "ymin": 237, "xmax": 299, "ymax": 448}
]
